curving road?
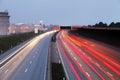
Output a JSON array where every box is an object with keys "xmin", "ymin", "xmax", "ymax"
[
  {"xmin": 57, "ymin": 30, "xmax": 120, "ymax": 80},
  {"xmin": 0, "ymin": 31, "xmax": 55, "ymax": 80}
]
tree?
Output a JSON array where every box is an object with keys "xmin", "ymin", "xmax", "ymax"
[
  {"xmin": 94, "ymin": 22, "xmax": 107, "ymax": 27},
  {"xmin": 115, "ymin": 22, "xmax": 120, "ymax": 28},
  {"xmin": 109, "ymin": 22, "xmax": 115, "ymax": 27},
  {"xmin": 109, "ymin": 22, "xmax": 120, "ymax": 28}
]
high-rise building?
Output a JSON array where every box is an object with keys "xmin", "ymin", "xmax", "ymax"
[{"xmin": 0, "ymin": 11, "xmax": 10, "ymax": 35}]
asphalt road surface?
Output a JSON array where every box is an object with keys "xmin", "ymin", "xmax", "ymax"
[
  {"xmin": 57, "ymin": 30, "xmax": 120, "ymax": 80},
  {"xmin": 0, "ymin": 31, "xmax": 55, "ymax": 80}
]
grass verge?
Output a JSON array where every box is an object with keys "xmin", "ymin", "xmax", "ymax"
[
  {"xmin": 52, "ymin": 63, "xmax": 66, "ymax": 80},
  {"xmin": 0, "ymin": 31, "xmax": 43, "ymax": 55}
]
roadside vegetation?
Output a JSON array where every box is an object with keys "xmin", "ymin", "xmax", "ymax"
[
  {"xmin": 70, "ymin": 27, "xmax": 120, "ymax": 48},
  {"xmin": 52, "ymin": 63, "xmax": 66, "ymax": 80},
  {"xmin": 88, "ymin": 22, "xmax": 120, "ymax": 28},
  {"xmin": 51, "ymin": 32, "xmax": 66, "ymax": 80},
  {"xmin": 69, "ymin": 21, "xmax": 120, "ymax": 48},
  {"xmin": 0, "ymin": 31, "xmax": 43, "ymax": 55}
]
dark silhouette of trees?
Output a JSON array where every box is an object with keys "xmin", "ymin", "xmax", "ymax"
[
  {"xmin": 94, "ymin": 22, "xmax": 107, "ymax": 27},
  {"xmin": 109, "ymin": 22, "xmax": 115, "ymax": 27},
  {"xmin": 109, "ymin": 22, "xmax": 120, "ymax": 28},
  {"xmin": 91, "ymin": 22, "xmax": 120, "ymax": 28},
  {"xmin": 114, "ymin": 22, "xmax": 120, "ymax": 28}
]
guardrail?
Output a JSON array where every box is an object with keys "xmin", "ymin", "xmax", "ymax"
[
  {"xmin": 0, "ymin": 38, "xmax": 34, "ymax": 68},
  {"xmin": 56, "ymin": 42, "xmax": 69, "ymax": 80}
]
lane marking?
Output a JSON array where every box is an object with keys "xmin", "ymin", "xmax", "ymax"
[
  {"xmin": 86, "ymin": 72, "xmax": 90, "ymax": 77},
  {"xmin": 13, "ymin": 61, "xmax": 16, "ymax": 65},
  {"xmin": 25, "ymin": 68, "xmax": 28, "ymax": 72},
  {"xmin": 33, "ymin": 56, "xmax": 35, "ymax": 58},
  {"xmin": 96, "ymin": 63, "xmax": 100, "ymax": 66},
  {"xmin": 107, "ymin": 72, "xmax": 113, "ymax": 76},
  {"xmin": 4, "ymin": 69, "xmax": 9, "ymax": 74},
  {"xmin": 29, "ymin": 61, "xmax": 32, "ymax": 64},
  {"xmin": 74, "ymin": 57, "xmax": 77, "ymax": 61},
  {"xmin": 56, "ymin": 42, "xmax": 70, "ymax": 80},
  {"xmin": 79, "ymin": 63, "xmax": 82, "ymax": 67},
  {"xmin": 0, "ymin": 39, "xmax": 32, "ymax": 67},
  {"xmin": 59, "ymin": 60, "xmax": 61, "ymax": 64}
]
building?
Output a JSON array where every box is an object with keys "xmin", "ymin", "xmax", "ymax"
[
  {"xmin": 0, "ymin": 11, "xmax": 10, "ymax": 35},
  {"xmin": 9, "ymin": 24, "xmax": 35, "ymax": 34}
]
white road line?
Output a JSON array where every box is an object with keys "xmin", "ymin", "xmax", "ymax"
[
  {"xmin": 25, "ymin": 68, "xmax": 28, "ymax": 73},
  {"xmin": 86, "ymin": 72, "xmax": 90, "ymax": 77},
  {"xmin": 59, "ymin": 60, "xmax": 61, "ymax": 64},
  {"xmin": 96, "ymin": 63, "xmax": 100, "ymax": 66},
  {"xmin": 4, "ymin": 69, "xmax": 9, "ymax": 74},
  {"xmin": 57, "ymin": 42, "xmax": 70, "ymax": 80},
  {"xmin": 0, "ymin": 39, "xmax": 32, "ymax": 66},
  {"xmin": 107, "ymin": 72, "xmax": 113, "ymax": 76},
  {"xmin": 74, "ymin": 57, "xmax": 77, "ymax": 61},
  {"xmin": 79, "ymin": 63, "xmax": 82, "ymax": 67},
  {"xmin": 13, "ymin": 61, "xmax": 16, "ymax": 65},
  {"xmin": 70, "ymin": 52, "xmax": 72, "ymax": 55},
  {"xmin": 33, "ymin": 56, "xmax": 35, "ymax": 58},
  {"xmin": 29, "ymin": 61, "xmax": 32, "ymax": 64}
]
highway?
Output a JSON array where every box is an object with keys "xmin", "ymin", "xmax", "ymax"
[
  {"xmin": 0, "ymin": 31, "xmax": 55, "ymax": 80},
  {"xmin": 57, "ymin": 30, "xmax": 120, "ymax": 80}
]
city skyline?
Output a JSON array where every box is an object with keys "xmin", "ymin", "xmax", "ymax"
[{"xmin": 0, "ymin": 0, "xmax": 120, "ymax": 25}]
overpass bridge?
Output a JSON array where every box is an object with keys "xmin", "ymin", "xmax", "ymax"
[
  {"xmin": 53, "ymin": 26, "xmax": 80, "ymax": 30},
  {"xmin": 53, "ymin": 26, "xmax": 120, "ymax": 30}
]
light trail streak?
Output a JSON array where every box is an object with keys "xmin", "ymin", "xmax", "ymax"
[{"xmin": 58, "ymin": 30, "xmax": 120, "ymax": 79}]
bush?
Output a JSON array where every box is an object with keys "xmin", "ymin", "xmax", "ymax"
[
  {"xmin": 0, "ymin": 32, "xmax": 42, "ymax": 55},
  {"xmin": 52, "ymin": 63, "xmax": 66, "ymax": 80}
]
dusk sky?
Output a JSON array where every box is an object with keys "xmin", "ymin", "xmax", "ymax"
[{"xmin": 0, "ymin": 0, "xmax": 120, "ymax": 25}]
